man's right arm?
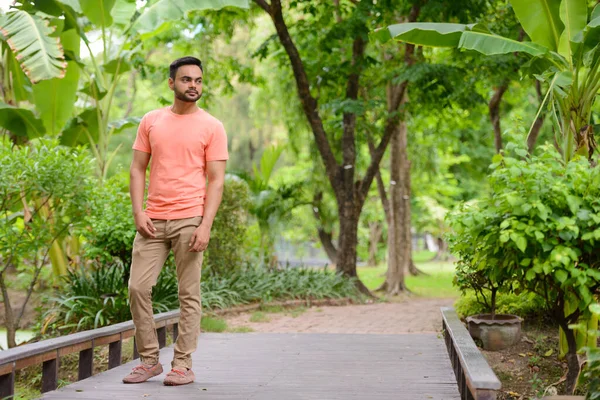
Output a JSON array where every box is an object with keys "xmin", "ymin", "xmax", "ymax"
[{"xmin": 130, "ymin": 150, "xmax": 156, "ymax": 238}]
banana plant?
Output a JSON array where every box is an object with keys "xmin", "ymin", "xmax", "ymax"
[
  {"xmin": 374, "ymin": 0, "xmax": 599, "ymax": 164},
  {"xmin": 0, "ymin": 0, "xmax": 249, "ymax": 178}
]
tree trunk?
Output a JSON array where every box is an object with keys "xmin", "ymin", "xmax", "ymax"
[
  {"xmin": 0, "ymin": 271, "xmax": 17, "ymax": 348},
  {"xmin": 368, "ymin": 222, "xmax": 383, "ymax": 266},
  {"xmin": 381, "ymin": 122, "xmax": 409, "ymax": 295},
  {"xmin": 489, "ymin": 81, "xmax": 509, "ymax": 153},
  {"xmin": 431, "ymin": 237, "xmax": 448, "ymax": 261},
  {"xmin": 318, "ymin": 228, "xmax": 338, "ymax": 264},
  {"xmin": 312, "ymin": 191, "xmax": 338, "ymax": 264},
  {"xmin": 561, "ymin": 320, "xmax": 582, "ymax": 395},
  {"xmin": 337, "ymin": 204, "xmax": 370, "ymax": 295}
]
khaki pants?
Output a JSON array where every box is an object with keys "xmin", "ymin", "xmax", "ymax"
[{"xmin": 129, "ymin": 216, "xmax": 203, "ymax": 370}]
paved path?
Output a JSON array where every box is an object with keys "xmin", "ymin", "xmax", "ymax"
[
  {"xmin": 224, "ymin": 298, "xmax": 455, "ymax": 334},
  {"xmin": 41, "ymin": 333, "xmax": 460, "ymax": 400}
]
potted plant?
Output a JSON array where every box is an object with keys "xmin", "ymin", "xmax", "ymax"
[{"xmin": 453, "ymin": 261, "xmax": 522, "ymax": 351}]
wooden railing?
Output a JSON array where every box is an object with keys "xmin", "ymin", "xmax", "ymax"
[
  {"xmin": 0, "ymin": 310, "xmax": 180, "ymax": 399},
  {"xmin": 441, "ymin": 307, "xmax": 502, "ymax": 400}
]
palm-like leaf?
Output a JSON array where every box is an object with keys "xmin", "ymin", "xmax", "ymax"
[
  {"xmin": 372, "ymin": 22, "xmax": 473, "ymax": 46},
  {"xmin": 557, "ymin": 0, "xmax": 587, "ymax": 60},
  {"xmin": 132, "ymin": 0, "xmax": 250, "ymax": 36},
  {"xmin": 511, "ymin": 0, "xmax": 563, "ymax": 51},
  {"xmin": 0, "ymin": 10, "xmax": 67, "ymax": 83},
  {"xmin": 458, "ymin": 31, "xmax": 549, "ymax": 57}
]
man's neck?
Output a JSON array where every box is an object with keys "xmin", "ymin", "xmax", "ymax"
[{"xmin": 170, "ymin": 100, "xmax": 199, "ymax": 115}]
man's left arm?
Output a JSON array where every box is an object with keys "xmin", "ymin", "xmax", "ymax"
[{"xmin": 189, "ymin": 160, "xmax": 227, "ymax": 252}]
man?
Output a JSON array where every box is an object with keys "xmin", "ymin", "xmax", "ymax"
[{"xmin": 122, "ymin": 56, "xmax": 228, "ymax": 386}]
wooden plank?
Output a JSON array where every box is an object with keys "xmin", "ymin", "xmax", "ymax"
[
  {"xmin": 108, "ymin": 340, "xmax": 122, "ymax": 370},
  {"xmin": 0, "ymin": 363, "xmax": 13, "ymax": 376},
  {"xmin": 133, "ymin": 338, "xmax": 139, "ymax": 360},
  {"xmin": 0, "ymin": 368, "xmax": 14, "ymax": 400},
  {"xmin": 441, "ymin": 307, "xmax": 501, "ymax": 392},
  {"xmin": 78, "ymin": 348, "xmax": 93, "ymax": 381},
  {"xmin": 58, "ymin": 340, "xmax": 92, "ymax": 357},
  {"xmin": 0, "ymin": 310, "xmax": 180, "ymax": 366},
  {"xmin": 157, "ymin": 327, "xmax": 166, "ymax": 349},
  {"xmin": 171, "ymin": 323, "xmax": 178, "ymax": 343},
  {"xmin": 95, "ymin": 333, "xmax": 121, "ymax": 347},
  {"xmin": 41, "ymin": 357, "xmax": 58, "ymax": 393},
  {"xmin": 40, "ymin": 333, "xmax": 462, "ymax": 400},
  {"xmin": 121, "ymin": 329, "xmax": 135, "ymax": 340},
  {"xmin": 15, "ymin": 350, "xmax": 57, "ymax": 370}
]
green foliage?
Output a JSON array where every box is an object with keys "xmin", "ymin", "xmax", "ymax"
[
  {"xmin": 203, "ymin": 175, "xmax": 251, "ymax": 275},
  {"xmin": 84, "ymin": 173, "xmax": 135, "ymax": 267},
  {"xmin": 200, "ymin": 316, "xmax": 228, "ymax": 333},
  {"xmin": 447, "ymin": 142, "xmax": 600, "ymax": 340},
  {"xmin": 454, "ymin": 291, "xmax": 547, "ymax": 320},
  {"xmin": 84, "ymin": 174, "xmax": 250, "ymax": 275},
  {"xmin": 378, "ymin": 0, "xmax": 600, "ymax": 162},
  {"xmin": 0, "ymin": 10, "xmax": 67, "ymax": 82},
  {"xmin": 42, "ymin": 262, "xmax": 180, "ymax": 333},
  {"xmin": 41, "ymin": 264, "xmax": 358, "ymax": 333},
  {"xmin": 0, "ymin": 138, "xmax": 95, "ymax": 273},
  {"xmin": 201, "ymin": 267, "xmax": 360, "ymax": 310}
]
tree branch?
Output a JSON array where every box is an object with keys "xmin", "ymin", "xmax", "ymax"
[
  {"xmin": 253, "ymin": 0, "xmax": 271, "ymax": 14},
  {"xmin": 256, "ymin": 0, "xmax": 341, "ymax": 192},
  {"xmin": 357, "ymin": 3, "xmax": 421, "ymax": 204},
  {"xmin": 489, "ymin": 80, "xmax": 509, "ymax": 153}
]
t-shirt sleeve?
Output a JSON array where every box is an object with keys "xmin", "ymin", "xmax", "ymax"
[
  {"xmin": 206, "ymin": 121, "xmax": 229, "ymax": 161},
  {"xmin": 132, "ymin": 114, "xmax": 151, "ymax": 154}
]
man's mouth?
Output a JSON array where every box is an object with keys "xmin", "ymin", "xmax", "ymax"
[{"xmin": 187, "ymin": 91, "xmax": 198, "ymax": 95}]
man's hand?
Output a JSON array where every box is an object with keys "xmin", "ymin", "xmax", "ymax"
[
  {"xmin": 134, "ymin": 212, "xmax": 156, "ymax": 238},
  {"xmin": 189, "ymin": 224, "xmax": 211, "ymax": 252}
]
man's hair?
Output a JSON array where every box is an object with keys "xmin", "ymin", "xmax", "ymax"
[{"xmin": 169, "ymin": 56, "xmax": 203, "ymax": 79}]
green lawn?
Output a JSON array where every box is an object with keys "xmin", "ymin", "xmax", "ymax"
[{"xmin": 358, "ymin": 252, "xmax": 458, "ymax": 298}]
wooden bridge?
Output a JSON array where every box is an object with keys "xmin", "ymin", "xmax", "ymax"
[{"xmin": 0, "ymin": 308, "xmax": 504, "ymax": 400}]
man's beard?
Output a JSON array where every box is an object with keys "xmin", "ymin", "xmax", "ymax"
[{"xmin": 174, "ymin": 88, "xmax": 201, "ymax": 103}]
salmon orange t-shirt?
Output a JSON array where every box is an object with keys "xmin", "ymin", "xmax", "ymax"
[{"xmin": 132, "ymin": 107, "xmax": 229, "ymax": 220}]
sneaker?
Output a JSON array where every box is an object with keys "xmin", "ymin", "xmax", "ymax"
[
  {"xmin": 122, "ymin": 363, "xmax": 163, "ymax": 384},
  {"xmin": 163, "ymin": 368, "xmax": 195, "ymax": 386}
]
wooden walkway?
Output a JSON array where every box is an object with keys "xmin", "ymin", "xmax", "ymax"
[{"xmin": 40, "ymin": 333, "xmax": 460, "ymax": 399}]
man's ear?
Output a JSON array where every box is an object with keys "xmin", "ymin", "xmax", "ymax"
[{"xmin": 168, "ymin": 77, "xmax": 174, "ymax": 90}]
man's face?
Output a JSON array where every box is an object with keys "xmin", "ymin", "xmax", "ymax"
[{"xmin": 169, "ymin": 65, "xmax": 203, "ymax": 103}]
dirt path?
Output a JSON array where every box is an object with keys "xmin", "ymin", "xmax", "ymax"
[{"xmin": 222, "ymin": 297, "xmax": 456, "ymax": 334}]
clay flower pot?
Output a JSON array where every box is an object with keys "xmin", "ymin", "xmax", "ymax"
[{"xmin": 466, "ymin": 313, "xmax": 522, "ymax": 351}]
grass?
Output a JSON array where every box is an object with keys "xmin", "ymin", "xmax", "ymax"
[
  {"xmin": 201, "ymin": 316, "xmax": 228, "ymax": 332},
  {"xmin": 249, "ymin": 311, "xmax": 270, "ymax": 323},
  {"xmin": 228, "ymin": 326, "xmax": 254, "ymax": 333},
  {"xmin": 358, "ymin": 251, "xmax": 458, "ymax": 297}
]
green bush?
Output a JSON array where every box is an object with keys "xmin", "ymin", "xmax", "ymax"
[
  {"xmin": 84, "ymin": 174, "xmax": 251, "ymax": 276},
  {"xmin": 203, "ymin": 175, "xmax": 251, "ymax": 275},
  {"xmin": 447, "ymin": 143, "xmax": 600, "ymax": 392},
  {"xmin": 454, "ymin": 290, "xmax": 547, "ymax": 321},
  {"xmin": 84, "ymin": 173, "xmax": 135, "ymax": 268}
]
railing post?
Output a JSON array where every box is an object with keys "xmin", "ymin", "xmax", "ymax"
[
  {"xmin": 172, "ymin": 323, "xmax": 179, "ymax": 343},
  {"xmin": 41, "ymin": 355, "xmax": 58, "ymax": 393},
  {"xmin": 133, "ymin": 338, "xmax": 140, "ymax": 360},
  {"xmin": 0, "ymin": 368, "xmax": 15, "ymax": 399},
  {"xmin": 157, "ymin": 327, "xmax": 166, "ymax": 349},
  {"xmin": 78, "ymin": 348, "xmax": 94, "ymax": 380},
  {"xmin": 108, "ymin": 337, "xmax": 122, "ymax": 370}
]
